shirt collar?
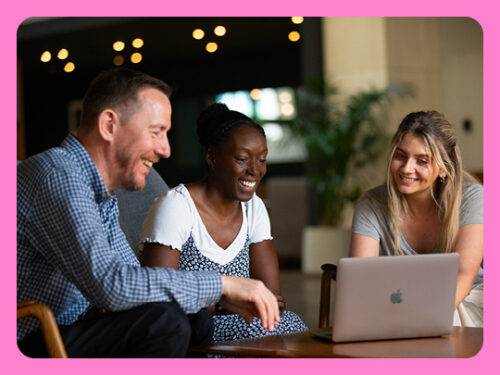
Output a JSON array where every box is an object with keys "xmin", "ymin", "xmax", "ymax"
[{"xmin": 61, "ymin": 134, "xmax": 115, "ymax": 203}]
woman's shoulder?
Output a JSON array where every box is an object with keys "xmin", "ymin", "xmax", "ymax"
[
  {"xmin": 160, "ymin": 183, "xmax": 189, "ymax": 199},
  {"xmin": 151, "ymin": 183, "xmax": 192, "ymax": 211},
  {"xmin": 243, "ymin": 193, "xmax": 268, "ymax": 213},
  {"xmin": 463, "ymin": 180, "xmax": 483, "ymax": 197},
  {"xmin": 460, "ymin": 181, "xmax": 483, "ymax": 216},
  {"xmin": 244, "ymin": 193, "xmax": 273, "ymax": 242},
  {"xmin": 358, "ymin": 184, "xmax": 388, "ymax": 208},
  {"xmin": 140, "ymin": 184, "xmax": 194, "ymax": 250}
]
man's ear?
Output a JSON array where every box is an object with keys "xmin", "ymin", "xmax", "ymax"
[{"xmin": 97, "ymin": 109, "xmax": 119, "ymax": 142}]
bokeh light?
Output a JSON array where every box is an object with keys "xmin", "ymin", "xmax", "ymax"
[
  {"xmin": 113, "ymin": 55, "xmax": 124, "ymax": 66},
  {"xmin": 288, "ymin": 31, "xmax": 301, "ymax": 42},
  {"xmin": 280, "ymin": 103, "xmax": 295, "ymax": 116},
  {"xmin": 130, "ymin": 52, "xmax": 143, "ymax": 63},
  {"xmin": 279, "ymin": 91, "xmax": 293, "ymax": 103},
  {"xmin": 40, "ymin": 51, "xmax": 51, "ymax": 62},
  {"xmin": 57, "ymin": 48, "xmax": 69, "ymax": 60},
  {"xmin": 250, "ymin": 88, "xmax": 262, "ymax": 101},
  {"xmin": 192, "ymin": 29, "xmax": 205, "ymax": 40},
  {"xmin": 113, "ymin": 41, "xmax": 125, "ymax": 51},
  {"xmin": 214, "ymin": 26, "xmax": 226, "ymax": 36},
  {"xmin": 206, "ymin": 42, "xmax": 218, "ymax": 53},
  {"xmin": 63, "ymin": 62, "xmax": 75, "ymax": 73},
  {"xmin": 132, "ymin": 38, "xmax": 144, "ymax": 48}
]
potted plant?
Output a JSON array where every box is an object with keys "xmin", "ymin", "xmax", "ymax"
[{"xmin": 285, "ymin": 78, "xmax": 411, "ymax": 272}]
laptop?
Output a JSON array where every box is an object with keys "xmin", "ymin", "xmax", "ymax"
[{"xmin": 311, "ymin": 253, "xmax": 459, "ymax": 342}]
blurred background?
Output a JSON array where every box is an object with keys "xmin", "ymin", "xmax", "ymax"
[{"xmin": 17, "ymin": 17, "xmax": 483, "ymax": 328}]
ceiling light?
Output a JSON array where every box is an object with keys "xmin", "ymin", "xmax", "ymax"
[
  {"xmin": 130, "ymin": 52, "xmax": 142, "ymax": 63},
  {"xmin": 63, "ymin": 62, "xmax": 75, "ymax": 73},
  {"xmin": 206, "ymin": 42, "xmax": 218, "ymax": 53},
  {"xmin": 113, "ymin": 41, "xmax": 125, "ymax": 52},
  {"xmin": 132, "ymin": 38, "xmax": 144, "ymax": 48},
  {"xmin": 214, "ymin": 26, "xmax": 226, "ymax": 36},
  {"xmin": 192, "ymin": 29, "xmax": 205, "ymax": 40},
  {"xmin": 57, "ymin": 48, "xmax": 69, "ymax": 60},
  {"xmin": 40, "ymin": 51, "xmax": 51, "ymax": 62},
  {"xmin": 288, "ymin": 31, "xmax": 301, "ymax": 42}
]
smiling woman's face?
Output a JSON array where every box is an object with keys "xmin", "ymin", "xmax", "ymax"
[
  {"xmin": 390, "ymin": 133, "xmax": 442, "ymax": 198},
  {"xmin": 209, "ymin": 125, "xmax": 268, "ymax": 202}
]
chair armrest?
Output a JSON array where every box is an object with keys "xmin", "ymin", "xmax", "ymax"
[{"xmin": 17, "ymin": 301, "xmax": 68, "ymax": 358}]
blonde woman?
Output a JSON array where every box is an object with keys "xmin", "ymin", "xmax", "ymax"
[{"xmin": 349, "ymin": 111, "xmax": 483, "ymax": 327}]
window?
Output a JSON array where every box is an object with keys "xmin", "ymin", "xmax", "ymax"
[{"xmin": 215, "ymin": 87, "xmax": 305, "ymax": 163}]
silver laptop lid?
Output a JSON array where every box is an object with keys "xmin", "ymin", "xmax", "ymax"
[{"xmin": 332, "ymin": 253, "xmax": 459, "ymax": 342}]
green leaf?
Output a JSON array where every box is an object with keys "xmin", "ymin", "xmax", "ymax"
[{"xmin": 284, "ymin": 77, "xmax": 412, "ymax": 225}]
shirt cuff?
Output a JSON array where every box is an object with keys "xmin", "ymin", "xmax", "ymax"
[{"xmin": 193, "ymin": 270, "xmax": 222, "ymax": 310}]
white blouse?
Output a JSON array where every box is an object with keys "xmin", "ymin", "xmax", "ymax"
[{"xmin": 140, "ymin": 184, "xmax": 273, "ymax": 265}]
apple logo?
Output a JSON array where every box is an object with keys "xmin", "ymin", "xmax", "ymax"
[{"xmin": 390, "ymin": 289, "xmax": 403, "ymax": 304}]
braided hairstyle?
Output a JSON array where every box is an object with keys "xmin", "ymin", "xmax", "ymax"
[{"xmin": 196, "ymin": 103, "xmax": 265, "ymax": 149}]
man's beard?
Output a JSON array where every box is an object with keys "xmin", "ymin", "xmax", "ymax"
[{"xmin": 122, "ymin": 171, "xmax": 146, "ymax": 191}]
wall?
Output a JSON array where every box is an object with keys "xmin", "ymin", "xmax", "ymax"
[
  {"xmin": 322, "ymin": 17, "xmax": 483, "ymax": 183},
  {"xmin": 322, "ymin": 17, "xmax": 388, "ymax": 100},
  {"xmin": 438, "ymin": 18, "xmax": 483, "ymax": 172}
]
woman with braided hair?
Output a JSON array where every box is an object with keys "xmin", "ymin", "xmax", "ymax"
[{"xmin": 140, "ymin": 103, "xmax": 307, "ymax": 342}]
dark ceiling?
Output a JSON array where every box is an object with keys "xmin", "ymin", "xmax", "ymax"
[
  {"xmin": 18, "ymin": 17, "xmax": 315, "ymax": 95},
  {"xmin": 17, "ymin": 17, "xmax": 321, "ymax": 183}
]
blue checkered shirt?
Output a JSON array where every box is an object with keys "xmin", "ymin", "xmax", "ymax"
[{"xmin": 17, "ymin": 135, "xmax": 222, "ymax": 341}]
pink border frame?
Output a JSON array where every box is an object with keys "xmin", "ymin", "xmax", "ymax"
[{"xmin": 3, "ymin": 1, "xmax": 498, "ymax": 373}]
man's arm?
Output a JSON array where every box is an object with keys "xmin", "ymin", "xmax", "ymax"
[
  {"xmin": 31, "ymin": 169, "xmax": 221, "ymax": 314},
  {"xmin": 141, "ymin": 243, "xmax": 280, "ymax": 331}
]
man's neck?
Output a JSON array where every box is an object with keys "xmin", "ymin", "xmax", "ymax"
[{"xmin": 77, "ymin": 132, "xmax": 116, "ymax": 192}]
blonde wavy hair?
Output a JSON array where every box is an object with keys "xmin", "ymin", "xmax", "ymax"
[{"xmin": 386, "ymin": 111, "xmax": 475, "ymax": 255}]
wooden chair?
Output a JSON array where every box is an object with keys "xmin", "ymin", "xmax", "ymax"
[
  {"xmin": 319, "ymin": 263, "xmax": 337, "ymax": 328},
  {"xmin": 17, "ymin": 300, "xmax": 68, "ymax": 358}
]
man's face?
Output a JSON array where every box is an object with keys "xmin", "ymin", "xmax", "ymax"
[{"xmin": 112, "ymin": 88, "xmax": 172, "ymax": 191}]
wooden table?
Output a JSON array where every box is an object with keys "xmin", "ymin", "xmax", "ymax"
[{"xmin": 190, "ymin": 327, "xmax": 482, "ymax": 358}]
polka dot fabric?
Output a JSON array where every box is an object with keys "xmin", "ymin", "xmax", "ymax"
[{"xmin": 179, "ymin": 235, "xmax": 308, "ymax": 342}]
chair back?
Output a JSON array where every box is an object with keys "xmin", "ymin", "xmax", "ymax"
[
  {"xmin": 319, "ymin": 263, "xmax": 337, "ymax": 328},
  {"xmin": 115, "ymin": 167, "xmax": 168, "ymax": 255}
]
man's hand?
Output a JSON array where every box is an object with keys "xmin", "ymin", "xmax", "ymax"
[{"xmin": 219, "ymin": 275, "xmax": 280, "ymax": 331}]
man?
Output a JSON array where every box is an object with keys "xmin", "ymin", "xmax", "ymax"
[{"xmin": 17, "ymin": 68, "xmax": 279, "ymax": 357}]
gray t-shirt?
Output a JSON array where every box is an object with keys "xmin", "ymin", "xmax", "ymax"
[{"xmin": 352, "ymin": 183, "xmax": 483, "ymax": 283}]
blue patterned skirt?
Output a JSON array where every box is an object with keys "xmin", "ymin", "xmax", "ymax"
[{"xmin": 179, "ymin": 235, "xmax": 308, "ymax": 342}]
